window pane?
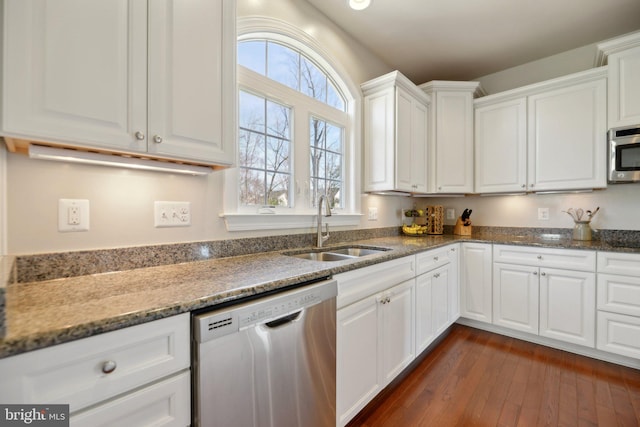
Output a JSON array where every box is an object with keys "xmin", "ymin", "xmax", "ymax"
[
  {"xmin": 238, "ymin": 41, "xmax": 266, "ymax": 75},
  {"xmin": 266, "ymin": 100, "xmax": 290, "ymax": 140},
  {"xmin": 327, "ymin": 80, "xmax": 345, "ymax": 111},
  {"xmin": 300, "ymin": 57, "xmax": 326, "ymax": 102},
  {"xmin": 239, "ymin": 130, "xmax": 265, "ymax": 170},
  {"xmin": 326, "ymin": 152, "xmax": 342, "ymax": 180},
  {"xmin": 310, "ymin": 118, "xmax": 325, "ymax": 150},
  {"xmin": 239, "ymin": 91, "xmax": 265, "ymax": 132},
  {"xmin": 266, "ymin": 172, "xmax": 291, "ymax": 207},
  {"xmin": 327, "ymin": 180, "xmax": 342, "ymax": 208},
  {"xmin": 266, "ymin": 137, "xmax": 290, "ymax": 173},
  {"xmin": 325, "ymin": 123, "xmax": 342, "ymax": 153},
  {"xmin": 267, "ymin": 42, "xmax": 299, "ymax": 91},
  {"xmin": 239, "ymin": 169, "xmax": 265, "ymax": 206}
]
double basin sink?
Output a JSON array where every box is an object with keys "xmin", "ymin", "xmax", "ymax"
[{"xmin": 285, "ymin": 246, "xmax": 390, "ymax": 262}]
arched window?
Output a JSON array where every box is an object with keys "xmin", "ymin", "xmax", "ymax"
[{"xmin": 223, "ymin": 21, "xmax": 361, "ymax": 231}]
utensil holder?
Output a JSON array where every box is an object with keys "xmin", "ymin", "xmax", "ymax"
[{"xmin": 573, "ymin": 221, "xmax": 592, "ymax": 241}]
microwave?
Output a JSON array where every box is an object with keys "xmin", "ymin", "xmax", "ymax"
[{"xmin": 608, "ymin": 125, "xmax": 640, "ymax": 183}]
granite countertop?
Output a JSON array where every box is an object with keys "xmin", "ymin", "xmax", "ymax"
[{"xmin": 1, "ymin": 232, "xmax": 638, "ymax": 359}]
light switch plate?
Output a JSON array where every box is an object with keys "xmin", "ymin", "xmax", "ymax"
[{"xmin": 58, "ymin": 199, "xmax": 90, "ymax": 232}]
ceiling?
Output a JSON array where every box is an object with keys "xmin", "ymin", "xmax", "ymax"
[{"xmin": 305, "ymin": 0, "xmax": 640, "ymax": 84}]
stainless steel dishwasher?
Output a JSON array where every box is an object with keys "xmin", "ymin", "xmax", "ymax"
[{"xmin": 193, "ymin": 278, "xmax": 337, "ymax": 427}]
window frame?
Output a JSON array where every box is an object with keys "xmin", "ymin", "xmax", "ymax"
[{"xmin": 222, "ymin": 19, "xmax": 362, "ymax": 231}]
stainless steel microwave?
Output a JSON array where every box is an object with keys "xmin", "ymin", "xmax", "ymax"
[{"xmin": 608, "ymin": 125, "xmax": 640, "ymax": 183}]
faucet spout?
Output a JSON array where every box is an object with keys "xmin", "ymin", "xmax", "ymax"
[{"xmin": 316, "ymin": 194, "xmax": 332, "ymax": 247}]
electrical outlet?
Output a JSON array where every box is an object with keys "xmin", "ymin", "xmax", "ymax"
[
  {"xmin": 154, "ymin": 201, "xmax": 191, "ymax": 227},
  {"xmin": 368, "ymin": 207, "xmax": 378, "ymax": 221},
  {"xmin": 58, "ymin": 199, "xmax": 90, "ymax": 232},
  {"xmin": 446, "ymin": 208, "xmax": 455, "ymax": 220},
  {"xmin": 538, "ymin": 207, "xmax": 550, "ymax": 221}
]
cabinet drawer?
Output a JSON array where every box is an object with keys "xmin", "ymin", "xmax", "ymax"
[
  {"xmin": 0, "ymin": 314, "xmax": 190, "ymax": 412},
  {"xmin": 598, "ymin": 273, "xmax": 640, "ymax": 317},
  {"xmin": 71, "ymin": 371, "xmax": 190, "ymax": 426},
  {"xmin": 416, "ymin": 244, "xmax": 457, "ymax": 276},
  {"xmin": 597, "ymin": 311, "xmax": 640, "ymax": 360},
  {"xmin": 336, "ymin": 255, "xmax": 415, "ymax": 309},
  {"xmin": 493, "ymin": 245, "xmax": 595, "ymax": 271},
  {"xmin": 597, "ymin": 251, "xmax": 640, "ymax": 277}
]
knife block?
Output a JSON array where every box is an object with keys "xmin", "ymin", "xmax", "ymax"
[{"xmin": 453, "ymin": 217, "xmax": 472, "ymax": 236}]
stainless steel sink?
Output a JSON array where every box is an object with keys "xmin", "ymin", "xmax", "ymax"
[{"xmin": 286, "ymin": 246, "xmax": 389, "ymax": 262}]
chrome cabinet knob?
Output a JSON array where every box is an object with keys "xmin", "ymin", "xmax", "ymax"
[
  {"xmin": 134, "ymin": 131, "xmax": 145, "ymax": 140},
  {"xmin": 533, "ymin": 271, "xmax": 538, "ymax": 276},
  {"xmin": 434, "ymin": 256, "xmax": 439, "ymax": 261},
  {"xmin": 541, "ymin": 272, "xmax": 546, "ymax": 276},
  {"xmin": 153, "ymin": 135, "xmax": 163, "ymax": 144},
  {"xmin": 537, "ymin": 255, "xmax": 542, "ymax": 260},
  {"xmin": 101, "ymin": 360, "xmax": 117, "ymax": 374}
]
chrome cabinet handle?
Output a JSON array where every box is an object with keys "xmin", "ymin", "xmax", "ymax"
[
  {"xmin": 101, "ymin": 360, "xmax": 117, "ymax": 374},
  {"xmin": 153, "ymin": 135, "xmax": 163, "ymax": 144},
  {"xmin": 134, "ymin": 131, "xmax": 145, "ymax": 140}
]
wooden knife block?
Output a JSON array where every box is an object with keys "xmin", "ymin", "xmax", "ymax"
[{"xmin": 453, "ymin": 217, "xmax": 472, "ymax": 236}]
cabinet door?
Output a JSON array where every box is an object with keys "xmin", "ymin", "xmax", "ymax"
[
  {"xmin": 337, "ymin": 295, "xmax": 380, "ymax": 427},
  {"xmin": 527, "ymin": 78, "xmax": 606, "ymax": 191},
  {"xmin": 608, "ymin": 45, "xmax": 640, "ymax": 128},
  {"xmin": 379, "ymin": 279, "xmax": 415, "ymax": 386},
  {"xmin": 415, "ymin": 270, "xmax": 435, "ymax": 355},
  {"xmin": 147, "ymin": 0, "xmax": 235, "ymax": 165},
  {"xmin": 2, "ymin": 0, "xmax": 147, "ymax": 151},
  {"xmin": 460, "ymin": 243, "xmax": 493, "ymax": 322},
  {"xmin": 410, "ymin": 99, "xmax": 428, "ymax": 192},
  {"xmin": 432, "ymin": 265, "xmax": 451, "ymax": 336},
  {"xmin": 474, "ymin": 97, "xmax": 527, "ymax": 193},
  {"xmin": 448, "ymin": 245, "xmax": 460, "ymax": 323},
  {"xmin": 395, "ymin": 87, "xmax": 414, "ymax": 192},
  {"xmin": 597, "ymin": 311, "xmax": 640, "ymax": 360},
  {"xmin": 71, "ymin": 371, "xmax": 190, "ymax": 426},
  {"xmin": 540, "ymin": 268, "xmax": 596, "ymax": 347},
  {"xmin": 363, "ymin": 87, "xmax": 396, "ymax": 192},
  {"xmin": 434, "ymin": 91, "xmax": 474, "ymax": 193},
  {"xmin": 493, "ymin": 263, "xmax": 539, "ymax": 334}
]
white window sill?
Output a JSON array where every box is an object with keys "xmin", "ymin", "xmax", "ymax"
[{"xmin": 219, "ymin": 213, "xmax": 363, "ymax": 231}]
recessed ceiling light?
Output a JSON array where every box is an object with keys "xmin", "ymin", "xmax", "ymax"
[{"xmin": 349, "ymin": 0, "xmax": 371, "ymax": 11}]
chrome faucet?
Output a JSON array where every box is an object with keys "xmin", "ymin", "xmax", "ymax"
[{"xmin": 316, "ymin": 194, "xmax": 332, "ymax": 247}]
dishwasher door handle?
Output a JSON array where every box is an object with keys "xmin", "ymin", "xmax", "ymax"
[{"xmin": 264, "ymin": 310, "xmax": 302, "ymax": 328}]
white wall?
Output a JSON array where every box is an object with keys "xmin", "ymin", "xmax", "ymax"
[
  {"xmin": 4, "ymin": 0, "xmax": 398, "ymax": 255},
  {"xmin": 474, "ymin": 43, "xmax": 598, "ymax": 94},
  {"xmin": 430, "ymin": 185, "xmax": 640, "ymax": 231}
]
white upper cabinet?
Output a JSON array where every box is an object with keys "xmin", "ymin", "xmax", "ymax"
[
  {"xmin": 597, "ymin": 31, "xmax": 640, "ymax": 128},
  {"xmin": 1, "ymin": 0, "xmax": 236, "ymax": 167},
  {"xmin": 474, "ymin": 97, "xmax": 527, "ymax": 193},
  {"xmin": 527, "ymin": 71, "xmax": 607, "ymax": 191},
  {"xmin": 362, "ymin": 71, "xmax": 430, "ymax": 194},
  {"xmin": 420, "ymin": 81, "xmax": 481, "ymax": 194},
  {"xmin": 474, "ymin": 68, "xmax": 607, "ymax": 193}
]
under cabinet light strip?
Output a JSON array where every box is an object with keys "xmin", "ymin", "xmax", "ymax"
[{"xmin": 28, "ymin": 145, "xmax": 212, "ymax": 176}]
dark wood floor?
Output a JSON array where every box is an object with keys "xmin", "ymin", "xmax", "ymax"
[{"xmin": 348, "ymin": 324, "xmax": 640, "ymax": 427}]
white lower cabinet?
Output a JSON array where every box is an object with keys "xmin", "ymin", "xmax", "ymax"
[
  {"xmin": 0, "ymin": 314, "xmax": 191, "ymax": 425},
  {"xmin": 596, "ymin": 251, "xmax": 640, "ymax": 360},
  {"xmin": 493, "ymin": 262, "xmax": 539, "ymax": 334},
  {"xmin": 460, "ymin": 243, "xmax": 493, "ymax": 323},
  {"xmin": 415, "ymin": 244, "xmax": 460, "ymax": 354},
  {"xmin": 539, "ymin": 268, "xmax": 595, "ymax": 347},
  {"xmin": 336, "ymin": 256, "xmax": 416, "ymax": 427},
  {"xmin": 492, "ymin": 245, "xmax": 596, "ymax": 348}
]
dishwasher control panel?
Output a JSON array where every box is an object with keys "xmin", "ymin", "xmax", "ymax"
[{"xmin": 194, "ymin": 279, "xmax": 337, "ymax": 343}]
